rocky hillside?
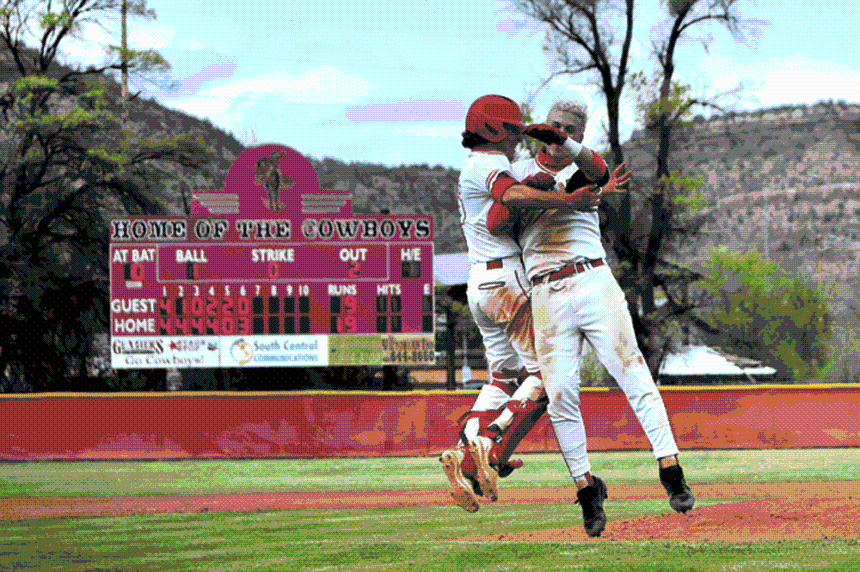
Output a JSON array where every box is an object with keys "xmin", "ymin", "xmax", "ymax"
[
  {"xmin": 676, "ymin": 182, "xmax": 860, "ymax": 311},
  {"xmin": 620, "ymin": 101, "xmax": 860, "ymax": 310},
  {"xmin": 624, "ymin": 100, "xmax": 860, "ymax": 200}
]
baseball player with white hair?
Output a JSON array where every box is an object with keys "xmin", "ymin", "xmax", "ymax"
[
  {"xmin": 439, "ymin": 94, "xmax": 606, "ymax": 512},
  {"xmin": 503, "ymin": 98, "xmax": 695, "ymax": 537}
]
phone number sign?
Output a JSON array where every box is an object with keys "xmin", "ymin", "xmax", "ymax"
[{"xmin": 109, "ymin": 145, "xmax": 434, "ymax": 369}]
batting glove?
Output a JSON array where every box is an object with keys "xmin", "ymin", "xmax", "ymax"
[{"xmin": 523, "ymin": 123, "xmax": 567, "ymax": 145}]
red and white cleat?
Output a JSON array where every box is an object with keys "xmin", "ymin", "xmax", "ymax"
[
  {"xmin": 467, "ymin": 436, "xmax": 499, "ymax": 502},
  {"xmin": 439, "ymin": 449, "xmax": 480, "ymax": 512}
]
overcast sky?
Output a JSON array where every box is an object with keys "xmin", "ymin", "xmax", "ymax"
[{"xmin": 61, "ymin": 0, "xmax": 859, "ymax": 169}]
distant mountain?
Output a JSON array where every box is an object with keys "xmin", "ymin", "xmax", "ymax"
[
  {"xmin": 621, "ymin": 101, "xmax": 860, "ymax": 311},
  {"xmin": 311, "ymin": 158, "xmax": 464, "ymax": 253},
  {"xmin": 7, "ymin": 49, "xmax": 859, "ymax": 310},
  {"xmin": 623, "ymin": 100, "xmax": 860, "ymax": 200}
]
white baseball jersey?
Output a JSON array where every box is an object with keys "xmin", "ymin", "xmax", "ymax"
[
  {"xmin": 510, "ymin": 157, "xmax": 606, "ymax": 281},
  {"xmin": 456, "ymin": 149, "xmax": 539, "ymax": 382},
  {"xmin": 458, "ymin": 151, "xmax": 522, "ymax": 263}
]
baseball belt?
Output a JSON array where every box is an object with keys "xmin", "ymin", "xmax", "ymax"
[{"xmin": 531, "ymin": 258, "xmax": 605, "ymax": 285}]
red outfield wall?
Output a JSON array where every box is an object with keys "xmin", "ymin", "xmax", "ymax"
[{"xmin": 1, "ymin": 385, "xmax": 859, "ymax": 460}]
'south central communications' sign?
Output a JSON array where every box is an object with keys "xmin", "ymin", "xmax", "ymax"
[{"xmin": 109, "ymin": 144, "xmax": 434, "ymax": 368}]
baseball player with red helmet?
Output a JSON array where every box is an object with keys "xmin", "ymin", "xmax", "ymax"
[
  {"xmin": 439, "ymin": 95, "xmax": 606, "ymax": 513},
  {"xmin": 439, "ymin": 94, "xmax": 544, "ymax": 512},
  {"xmin": 507, "ymin": 98, "xmax": 695, "ymax": 537}
]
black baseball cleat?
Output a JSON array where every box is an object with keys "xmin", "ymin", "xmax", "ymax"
[
  {"xmin": 659, "ymin": 464, "xmax": 695, "ymax": 513},
  {"xmin": 575, "ymin": 476, "xmax": 608, "ymax": 537},
  {"xmin": 494, "ymin": 458, "xmax": 524, "ymax": 478}
]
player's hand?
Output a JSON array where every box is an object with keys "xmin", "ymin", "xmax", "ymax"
[
  {"xmin": 523, "ymin": 123, "xmax": 566, "ymax": 146},
  {"xmin": 520, "ymin": 172, "xmax": 556, "ymax": 190},
  {"xmin": 602, "ymin": 162, "xmax": 631, "ymax": 194},
  {"xmin": 563, "ymin": 183, "xmax": 602, "ymax": 211}
]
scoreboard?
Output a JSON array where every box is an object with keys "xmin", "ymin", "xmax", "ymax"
[{"xmin": 109, "ymin": 145, "xmax": 435, "ymax": 369}]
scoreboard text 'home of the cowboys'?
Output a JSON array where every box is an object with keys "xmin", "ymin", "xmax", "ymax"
[{"xmin": 109, "ymin": 145, "xmax": 434, "ymax": 369}]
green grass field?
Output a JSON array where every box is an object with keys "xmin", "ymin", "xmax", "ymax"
[{"xmin": 2, "ymin": 449, "xmax": 859, "ymax": 571}]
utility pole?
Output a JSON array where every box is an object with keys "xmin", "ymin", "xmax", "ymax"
[{"xmin": 121, "ymin": 0, "xmax": 129, "ymax": 122}]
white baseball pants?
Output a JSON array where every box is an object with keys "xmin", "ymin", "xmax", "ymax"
[
  {"xmin": 467, "ymin": 255, "xmax": 539, "ymax": 377},
  {"xmin": 531, "ymin": 263, "xmax": 679, "ymax": 478}
]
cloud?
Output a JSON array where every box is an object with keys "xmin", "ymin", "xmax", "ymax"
[
  {"xmin": 159, "ymin": 63, "xmax": 376, "ymax": 132},
  {"xmin": 175, "ymin": 58, "xmax": 239, "ymax": 96},
  {"xmin": 682, "ymin": 52, "xmax": 859, "ymax": 113},
  {"xmin": 197, "ymin": 65, "xmax": 375, "ymax": 105},
  {"xmin": 344, "ymin": 99, "xmax": 466, "ymax": 123},
  {"xmin": 59, "ymin": 18, "xmax": 211, "ymax": 70}
]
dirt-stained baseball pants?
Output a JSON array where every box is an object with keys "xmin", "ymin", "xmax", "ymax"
[
  {"xmin": 531, "ymin": 262, "xmax": 679, "ymax": 477},
  {"xmin": 465, "ymin": 255, "xmax": 539, "ymax": 417}
]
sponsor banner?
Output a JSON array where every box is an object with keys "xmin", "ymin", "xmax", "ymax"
[
  {"xmin": 111, "ymin": 337, "xmax": 221, "ymax": 369},
  {"xmin": 109, "ymin": 334, "xmax": 437, "ymax": 368},
  {"xmin": 220, "ymin": 335, "xmax": 329, "ymax": 367},
  {"xmin": 327, "ymin": 334, "xmax": 436, "ymax": 365}
]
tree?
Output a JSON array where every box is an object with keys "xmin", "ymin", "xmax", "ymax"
[
  {"xmin": 638, "ymin": 0, "xmax": 746, "ymax": 314},
  {"xmin": 435, "ymin": 283, "xmax": 471, "ymax": 390},
  {"xmin": 513, "ymin": 0, "xmax": 755, "ymax": 374},
  {"xmin": 627, "ymin": 73, "xmax": 713, "ymax": 369},
  {"xmin": 700, "ymin": 247, "xmax": 832, "ymax": 381},
  {"xmin": 113, "ymin": 0, "xmax": 168, "ymax": 120},
  {"xmin": 0, "ymin": 0, "xmax": 212, "ymax": 391}
]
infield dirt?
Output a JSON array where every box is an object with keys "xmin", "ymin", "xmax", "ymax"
[{"xmin": 2, "ymin": 481, "xmax": 858, "ymax": 543}]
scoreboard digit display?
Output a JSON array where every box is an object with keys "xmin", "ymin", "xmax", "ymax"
[{"xmin": 109, "ymin": 145, "xmax": 435, "ymax": 369}]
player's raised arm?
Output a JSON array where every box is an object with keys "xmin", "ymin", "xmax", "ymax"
[{"xmin": 524, "ymin": 123, "xmax": 609, "ymax": 185}]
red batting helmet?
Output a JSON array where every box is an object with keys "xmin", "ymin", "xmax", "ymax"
[{"xmin": 465, "ymin": 95, "xmax": 525, "ymax": 143}]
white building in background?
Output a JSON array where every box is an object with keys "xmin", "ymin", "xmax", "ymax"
[
  {"xmin": 659, "ymin": 345, "xmax": 777, "ymax": 385},
  {"xmin": 433, "ymin": 252, "xmax": 470, "ymax": 287}
]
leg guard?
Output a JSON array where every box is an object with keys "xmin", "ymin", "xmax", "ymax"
[
  {"xmin": 459, "ymin": 409, "xmax": 502, "ymax": 447},
  {"xmin": 492, "ymin": 396, "xmax": 548, "ymax": 466}
]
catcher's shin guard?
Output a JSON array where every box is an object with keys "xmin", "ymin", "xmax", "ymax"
[{"xmin": 488, "ymin": 396, "xmax": 548, "ymax": 467}]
